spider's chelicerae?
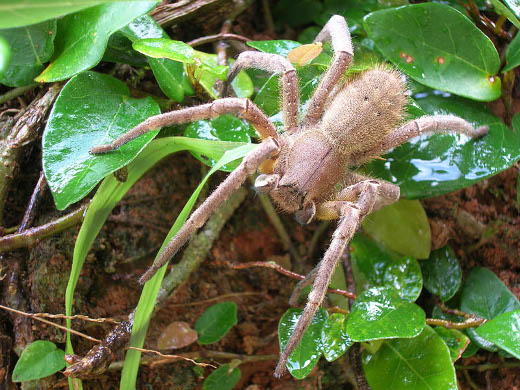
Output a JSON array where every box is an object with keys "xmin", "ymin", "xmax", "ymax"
[{"xmin": 91, "ymin": 15, "xmax": 488, "ymax": 377}]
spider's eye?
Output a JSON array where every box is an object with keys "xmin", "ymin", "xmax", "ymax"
[{"xmin": 364, "ymin": 96, "xmax": 369, "ymax": 101}]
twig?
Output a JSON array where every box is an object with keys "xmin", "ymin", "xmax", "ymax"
[
  {"xmin": 17, "ymin": 170, "xmax": 46, "ymax": 232},
  {"xmin": 126, "ymin": 347, "xmax": 215, "ymax": 368},
  {"xmin": 214, "ymin": 260, "xmax": 358, "ymax": 300},
  {"xmin": 167, "ymin": 291, "xmax": 264, "ymax": 307},
  {"xmin": 0, "ymin": 203, "xmax": 89, "ymax": 252},
  {"xmin": 0, "ymin": 83, "xmax": 39, "ymax": 105},
  {"xmin": 425, "ymin": 317, "xmax": 487, "ymax": 329},
  {"xmin": 262, "ymin": 0, "xmax": 275, "ymax": 33},
  {"xmin": 187, "ymin": 32, "xmax": 251, "ymax": 47},
  {"xmin": 0, "ymin": 304, "xmax": 101, "ymax": 343},
  {"xmin": 456, "ymin": 361, "xmax": 520, "ymax": 371},
  {"xmin": 439, "ymin": 303, "xmax": 480, "ymax": 320}
]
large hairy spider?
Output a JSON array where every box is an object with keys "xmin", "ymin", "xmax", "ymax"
[{"xmin": 91, "ymin": 15, "xmax": 488, "ymax": 377}]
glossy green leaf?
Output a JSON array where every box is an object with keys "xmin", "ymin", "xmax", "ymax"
[
  {"xmin": 0, "ymin": 37, "xmax": 9, "ymax": 77},
  {"xmin": 504, "ymin": 32, "xmax": 520, "ymax": 72},
  {"xmin": 421, "ymin": 246, "xmax": 461, "ymax": 301},
  {"xmin": 346, "ymin": 286, "xmax": 425, "ymax": 342},
  {"xmin": 195, "ymin": 302, "xmax": 238, "ymax": 345},
  {"xmin": 278, "ymin": 308, "xmax": 328, "ymax": 379},
  {"xmin": 12, "ymin": 341, "xmax": 65, "ymax": 382},
  {"xmin": 36, "ymin": 1, "xmax": 157, "ymax": 82},
  {"xmin": 383, "ymin": 256, "xmax": 423, "ymax": 302},
  {"xmin": 371, "ymin": 93, "xmax": 520, "ymax": 199},
  {"xmin": 273, "ymin": 0, "xmax": 323, "ymax": 27},
  {"xmin": 504, "ymin": 0, "xmax": 520, "ymax": 19},
  {"xmin": 434, "ymin": 327, "xmax": 470, "ymax": 362},
  {"xmin": 0, "ymin": 20, "xmax": 56, "ymax": 87},
  {"xmin": 321, "ymin": 313, "xmax": 352, "ymax": 362},
  {"xmin": 120, "ymin": 15, "xmax": 191, "ymax": 102},
  {"xmin": 247, "ymin": 40, "xmax": 301, "ymax": 57},
  {"xmin": 133, "ymin": 38, "xmax": 194, "ymax": 63},
  {"xmin": 362, "ymin": 199, "xmax": 431, "ymax": 259},
  {"xmin": 476, "ymin": 310, "xmax": 520, "ymax": 359},
  {"xmin": 364, "ymin": 3, "xmax": 501, "ymax": 101},
  {"xmin": 460, "ymin": 267, "xmax": 520, "ymax": 319},
  {"xmin": 364, "ymin": 326, "xmax": 457, "ymax": 390},
  {"xmin": 43, "ymin": 72, "xmax": 160, "ymax": 210},
  {"xmin": 202, "ymin": 364, "xmax": 241, "ymax": 390},
  {"xmin": 103, "ymin": 32, "xmax": 149, "ymax": 67},
  {"xmin": 184, "ymin": 115, "xmax": 252, "ymax": 171},
  {"xmin": 0, "ymin": 0, "xmax": 124, "ymax": 29},
  {"xmin": 490, "ymin": 0, "xmax": 520, "ymax": 28}
]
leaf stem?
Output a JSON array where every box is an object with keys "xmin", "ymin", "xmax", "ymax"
[{"xmin": 0, "ymin": 83, "xmax": 39, "ymax": 105}]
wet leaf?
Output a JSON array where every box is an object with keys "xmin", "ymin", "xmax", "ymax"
[
  {"xmin": 321, "ymin": 313, "xmax": 352, "ymax": 362},
  {"xmin": 364, "ymin": 3, "xmax": 501, "ymax": 101},
  {"xmin": 103, "ymin": 32, "xmax": 149, "ymax": 67},
  {"xmin": 476, "ymin": 310, "xmax": 520, "ymax": 359},
  {"xmin": 346, "ymin": 286, "xmax": 425, "ymax": 342},
  {"xmin": 36, "ymin": 1, "xmax": 157, "ymax": 82},
  {"xmin": 434, "ymin": 327, "xmax": 470, "ymax": 362},
  {"xmin": 383, "ymin": 256, "xmax": 422, "ymax": 302},
  {"xmin": 504, "ymin": 0, "xmax": 520, "ymax": 20},
  {"xmin": 247, "ymin": 40, "xmax": 301, "ymax": 57},
  {"xmin": 195, "ymin": 302, "xmax": 238, "ymax": 345},
  {"xmin": 120, "ymin": 15, "xmax": 191, "ymax": 102},
  {"xmin": 489, "ymin": 0, "xmax": 520, "ymax": 28},
  {"xmin": 157, "ymin": 321, "xmax": 198, "ymax": 350},
  {"xmin": 203, "ymin": 364, "xmax": 241, "ymax": 390},
  {"xmin": 460, "ymin": 267, "xmax": 520, "ymax": 320},
  {"xmin": 42, "ymin": 71, "xmax": 160, "ymax": 210},
  {"xmin": 0, "ymin": 37, "xmax": 9, "ymax": 77},
  {"xmin": 362, "ymin": 199, "xmax": 431, "ymax": 259},
  {"xmin": 12, "ymin": 341, "xmax": 65, "ymax": 382},
  {"xmin": 133, "ymin": 38, "xmax": 195, "ymax": 63},
  {"xmin": 504, "ymin": 32, "xmax": 520, "ymax": 72},
  {"xmin": 288, "ymin": 42, "xmax": 323, "ymax": 66},
  {"xmin": 364, "ymin": 326, "xmax": 457, "ymax": 390},
  {"xmin": 421, "ymin": 245, "xmax": 462, "ymax": 301},
  {"xmin": 371, "ymin": 93, "xmax": 520, "ymax": 199},
  {"xmin": 278, "ymin": 307, "xmax": 328, "ymax": 379},
  {"xmin": 0, "ymin": 0, "xmax": 119, "ymax": 29},
  {"xmin": 0, "ymin": 20, "xmax": 56, "ymax": 87},
  {"xmin": 184, "ymin": 115, "xmax": 252, "ymax": 171}
]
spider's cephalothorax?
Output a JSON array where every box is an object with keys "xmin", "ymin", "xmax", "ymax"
[{"xmin": 91, "ymin": 15, "xmax": 488, "ymax": 378}]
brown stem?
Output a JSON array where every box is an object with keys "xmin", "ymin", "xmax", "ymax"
[
  {"xmin": 0, "ymin": 203, "xmax": 89, "ymax": 252},
  {"xmin": 426, "ymin": 317, "xmax": 487, "ymax": 329},
  {"xmin": 0, "ymin": 83, "xmax": 39, "ymax": 105},
  {"xmin": 214, "ymin": 260, "xmax": 358, "ymax": 300},
  {"xmin": 456, "ymin": 361, "xmax": 520, "ymax": 371},
  {"xmin": 17, "ymin": 170, "xmax": 46, "ymax": 232},
  {"xmin": 439, "ymin": 303, "xmax": 480, "ymax": 320},
  {"xmin": 187, "ymin": 32, "xmax": 251, "ymax": 47}
]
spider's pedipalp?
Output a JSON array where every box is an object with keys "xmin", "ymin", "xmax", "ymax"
[
  {"xmin": 139, "ymin": 137, "xmax": 280, "ymax": 284},
  {"xmin": 223, "ymin": 51, "xmax": 299, "ymax": 133}
]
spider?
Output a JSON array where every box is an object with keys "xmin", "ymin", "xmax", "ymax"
[{"xmin": 91, "ymin": 15, "xmax": 488, "ymax": 377}]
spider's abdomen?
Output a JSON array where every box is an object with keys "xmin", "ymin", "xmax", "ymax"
[{"xmin": 320, "ymin": 67, "xmax": 407, "ymax": 157}]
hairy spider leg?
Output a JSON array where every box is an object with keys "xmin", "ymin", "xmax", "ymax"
[
  {"xmin": 223, "ymin": 51, "xmax": 300, "ymax": 133},
  {"xmin": 139, "ymin": 137, "xmax": 280, "ymax": 283},
  {"xmin": 274, "ymin": 178, "xmax": 400, "ymax": 377},
  {"xmin": 303, "ymin": 15, "xmax": 354, "ymax": 128},
  {"xmin": 90, "ymin": 98, "xmax": 279, "ymax": 154}
]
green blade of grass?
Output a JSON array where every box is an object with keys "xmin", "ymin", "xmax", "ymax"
[{"xmin": 120, "ymin": 142, "xmax": 256, "ymax": 389}]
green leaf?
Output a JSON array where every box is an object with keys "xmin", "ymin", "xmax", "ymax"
[
  {"xmin": 421, "ymin": 246, "xmax": 462, "ymax": 301},
  {"xmin": 504, "ymin": 32, "xmax": 520, "ymax": 72},
  {"xmin": 383, "ymin": 256, "xmax": 423, "ymax": 302},
  {"xmin": 362, "ymin": 199, "xmax": 431, "ymax": 259},
  {"xmin": 184, "ymin": 115, "xmax": 252, "ymax": 171},
  {"xmin": 434, "ymin": 327, "xmax": 470, "ymax": 362},
  {"xmin": 364, "ymin": 3, "xmax": 501, "ymax": 101},
  {"xmin": 120, "ymin": 15, "xmax": 191, "ymax": 102},
  {"xmin": 321, "ymin": 313, "xmax": 352, "ymax": 362},
  {"xmin": 103, "ymin": 32, "xmax": 149, "ymax": 67},
  {"xmin": 278, "ymin": 308, "xmax": 328, "ymax": 379},
  {"xmin": 247, "ymin": 40, "xmax": 301, "ymax": 57},
  {"xmin": 370, "ymin": 93, "xmax": 520, "ymax": 199},
  {"xmin": 133, "ymin": 38, "xmax": 195, "ymax": 62},
  {"xmin": 490, "ymin": 0, "xmax": 520, "ymax": 28},
  {"xmin": 363, "ymin": 326, "xmax": 457, "ymax": 390},
  {"xmin": 195, "ymin": 302, "xmax": 238, "ymax": 345},
  {"xmin": 202, "ymin": 364, "xmax": 241, "ymax": 390},
  {"xmin": 42, "ymin": 71, "xmax": 160, "ymax": 210},
  {"xmin": 0, "ymin": 37, "xmax": 9, "ymax": 77},
  {"xmin": 35, "ymin": 1, "xmax": 157, "ymax": 82},
  {"xmin": 476, "ymin": 310, "xmax": 520, "ymax": 359},
  {"xmin": 12, "ymin": 341, "xmax": 65, "ymax": 382},
  {"xmin": 346, "ymin": 286, "xmax": 425, "ymax": 342},
  {"xmin": 504, "ymin": 0, "xmax": 520, "ymax": 20},
  {"xmin": 273, "ymin": 0, "xmax": 323, "ymax": 27},
  {"xmin": 0, "ymin": 0, "xmax": 129, "ymax": 29},
  {"xmin": 0, "ymin": 20, "xmax": 56, "ymax": 87},
  {"xmin": 460, "ymin": 267, "xmax": 520, "ymax": 319}
]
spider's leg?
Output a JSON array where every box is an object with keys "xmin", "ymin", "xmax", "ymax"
[
  {"xmin": 303, "ymin": 15, "xmax": 354, "ymax": 128},
  {"xmin": 223, "ymin": 52, "xmax": 299, "ymax": 133},
  {"xmin": 350, "ymin": 114, "xmax": 489, "ymax": 165},
  {"xmin": 274, "ymin": 179, "xmax": 399, "ymax": 378},
  {"xmin": 139, "ymin": 137, "xmax": 280, "ymax": 284},
  {"xmin": 90, "ymin": 98, "xmax": 278, "ymax": 153}
]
